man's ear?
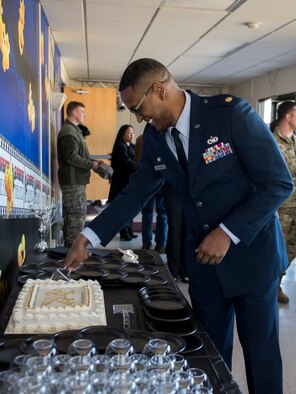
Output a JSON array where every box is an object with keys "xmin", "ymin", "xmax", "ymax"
[{"xmin": 153, "ymin": 82, "xmax": 165, "ymax": 101}]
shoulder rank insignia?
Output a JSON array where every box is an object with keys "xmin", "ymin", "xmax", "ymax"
[{"xmin": 225, "ymin": 97, "xmax": 233, "ymax": 103}]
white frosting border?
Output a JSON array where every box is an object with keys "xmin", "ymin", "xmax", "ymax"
[{"xmin": 5, "ymin": 279, "xmax": 107, "ymax": 334}]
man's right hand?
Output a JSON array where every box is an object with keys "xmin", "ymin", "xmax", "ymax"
[
  {"xmin": 92, "ymin": 160, "xmax": 100, "ymax": 170},
  {"xmin": 64, "ymin": 234, "xmax": 91, "ymax": 271}
]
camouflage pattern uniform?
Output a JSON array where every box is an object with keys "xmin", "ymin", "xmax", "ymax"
[
  {"xmin": 274, "ymin": 128, "xmax": 296, "ymax": 264},
  {"xmin": 60, "ymin": 185, "xmax": 87, "ymax": 248},
  {"xmin": 57, "ymin": 120, "xmax": 94, "ymax": 247}
]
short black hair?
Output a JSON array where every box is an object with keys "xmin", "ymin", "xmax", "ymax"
[
  {"xmin": 277, "ymin": 101, "xmax": 296, "ymax": 120},
  {"xmin": 269, "ymin": 119, "xmax": 279, "ymax": 133},
  {"xmin": 119, "ymin": 58, "xmax": 170, "ymax": 92},
  {"xmin": 66, "ymin": 101, "xmax": 85, "ymax": 117}
]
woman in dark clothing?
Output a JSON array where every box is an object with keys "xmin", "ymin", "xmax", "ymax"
[{"xmin": 108, "ymin": 124, "xmax": 138, "ymax": 241}]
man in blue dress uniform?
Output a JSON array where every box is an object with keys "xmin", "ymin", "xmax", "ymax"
[{"xmin": 64, "ymin": 59, "xmax": 293, "ymax": 394}]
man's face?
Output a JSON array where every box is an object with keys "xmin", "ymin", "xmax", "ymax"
[
  {"xmin": 73, "ymin": 106, "xmax": 85, "ymax": 124},
  {"xmin": 121, "ymin": 85, "xmax": 172, "ymax": 132},
  {"xmin": 287, "ymin": 107, "xmax": 296, "ymax": 130}
]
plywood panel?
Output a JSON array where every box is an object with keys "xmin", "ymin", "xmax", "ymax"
[{"xmin": 63, "ymin": 87, "xmax": 116, "ymax": 200}]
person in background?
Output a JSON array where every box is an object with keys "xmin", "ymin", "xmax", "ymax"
[
  {"xmin": 135, "ymin": 133, "xmax": 168, "ymax": 252},
  {"xmin": 57, "ymin": 101, "xmax": 100, "ymax": 247},
  {"xmin": 108, "ymin": 124, "xmax": 137, "ymax": 241},
  {"xmin": 270, "ymin": 101, "xmax": 296, "ymax": 303},
  {"xmin": 64, "ymin": 58, "xmax": 293, "ymax": 394}
]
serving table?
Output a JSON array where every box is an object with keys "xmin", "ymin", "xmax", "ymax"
[{"xmin": 0, "ymin": 248, "xmax": 242, "ymax": 394}]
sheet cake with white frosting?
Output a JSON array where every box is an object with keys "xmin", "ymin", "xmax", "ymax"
[{"xmin": 5, "ymin": 279, "xmax": 106, "ymax": 334}]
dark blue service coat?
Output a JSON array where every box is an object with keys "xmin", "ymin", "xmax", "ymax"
[{"xmin": 88, "ymin": 91, "xmax": 293, "ymax": 298}]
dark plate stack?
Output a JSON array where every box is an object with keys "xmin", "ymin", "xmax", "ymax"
[{"xmin": 139, "ymin": 285, "xmax": 203, "ymax": 353}]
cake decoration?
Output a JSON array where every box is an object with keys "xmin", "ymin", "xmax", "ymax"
[{"xmin": 5, "ymin": 279, "xmax": 106, "ymax": 334}]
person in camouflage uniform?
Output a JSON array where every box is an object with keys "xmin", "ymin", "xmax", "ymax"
[
  {"xmin": 272, "ymin": 101, "xmax": 296, "ymax": 303},
  {"xmin": 57, "ymin": 101, "xmax": 101, "ymax": 247}
]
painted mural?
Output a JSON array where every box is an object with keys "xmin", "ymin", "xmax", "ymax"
[
  {"xmin": 0, "ymin": 1, "xmax": 63, "ymax": 306},
  {"xmin": 0, "ymin": 0, "xmax": 61, "ymax": 218}
]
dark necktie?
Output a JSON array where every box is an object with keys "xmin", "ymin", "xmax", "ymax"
[{"xmin": 171, "ymin": 127, "xmax": 188, "ymax": 172}]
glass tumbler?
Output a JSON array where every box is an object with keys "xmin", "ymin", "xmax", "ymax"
[
  {"xmin": 52, "ymin": 354, "xmax": 71, "ymax": 373},
  {"xmin": 91, "ymin": 354, "xmax": 110, "ymax": 372},
  {"xmin": 109, "ymin": 355, "xmax": 134, "ymax": 375},
  {"xmin": 32, "ymin": 339, "xmax": 56, "ymax": 357},
  {"xmin": 67, "ymin": 339, "xmax": 96, "ymax": 357},
  {"xmin": 12, "ymin": 354, "xmax": 32, "ymax": 373},
  {"xmin": 168, "ymin": 353, "xmax": 188, "ymax": 372},
  {"xmin": 188, "ymin": 368, "xmax": 212, "ymax": 391},
  {"xmin": 26, "ymin": 356, "xmax": 52, "ymax": 383},
  {"xmin": 105, "ymin": 338, "xmax": 134, "ymax": 357},
  {"xmin": 142, "ymin": 338, "xmax": 170, "ymax": 358},
  {"xmin": 171, "ymin": 371, "xmax": 193, "ymax": 391},
  {"xmin": 65, "ymin": 355, "xmax": 94, "ymax": 379},
  {"xmin": 130, "ymin": 354, "xmax": 149, "ymax": 371},
  {"xmin": 104, "ymin": 371, "xmax": 135, "ymax": 394},
  {"xmin": 62, "ymin": 375, "xmax": 93, "ymax": 394},
  {"xmin": 149, "ymin": 355, "xmax": 173, "ymax": 375},
  {"xmin": 17, "ymin": 376, "xmax": 50, "ymax": 394}
]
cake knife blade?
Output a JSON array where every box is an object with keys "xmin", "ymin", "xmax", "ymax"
[{"xmin": 50, "ymin": 268, "xmax": 71, "ymax": 282}]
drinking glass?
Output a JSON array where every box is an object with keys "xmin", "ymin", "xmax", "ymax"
[
  {"xmin": 171, "ymin": 371, "xmax": 193, "ymax": 391},
  {"xmin": 65, "ymin": 355, "xmax": 94, "ymax": 378},
  {"xmin": 105, "ymin": 338, "xmax": 134, "ymax": 357},
  {"xmin": 187, "ymin": 367, "xmax": 213, "ymax": 392},
  {"xmin": 52, "ymin": 354, "xmax": 71, "ymax": 373},
  {"xmin": 91, "ymin": 354, "xmax": 110, "ymax": 372},
  {"xmin": 62, "ymin": 375, "xmax": 93, "ymax": 394},
  {"xmin": 109, "ymin": 355, "xmax": 134, "ymax": 375},
  {"xmin": 46, "ymin": 372, "xmax": 65, "ymax": 394},
  {"xmin": 90, "ymin": 372, "xmax": 107, "ymax": 393},
  {"xmin": 168, "ymin": 353, "xmax": 188, "ymax": 372},
  {"xmin": 32, "ymin": 339, "xmax": 56, "ymax": 357},
  {"xmin": 142, "ymin": 338, "xmax": 170, "ymax": 358},
  {"xmin": 149, "ymin": 355, "xmax": 173, "ymax": 374},
  {"xmin": 12, "ymin": 354, "xmax": 32, "ymax": 373},
  {"xmin": 187, "ymin": 368, "xmax": 208, "ymax": 386},
  {"xmin": 104, "ymin": 371, "xmax": 135, "ymax": 394},
  {"xmin": 4, "ymin": 371, "xmax": 24, "ymax": 393},
  {"xmin": 133, "ymin": 370, "xmax": 150, "ymax": 392},
  {"xmin": 191, "ymin": 387, "xmax": 213, "ymax": 393},
  {"xmin": 17, "ymin": 375, "xmax": 50, "ymax": 393},
  {"xmin": 148, "ymin": 373, "xmax": 179, "ymax": 394},
  {"xmin": 67, "ymin": 339, "xmax": 96, "ymax": 357},
  {"xmin": 130, "ymin": 354, "xmax": 149, "ymax": 371},
  {"xmin": 26, "ymin": 356, "xmax": 52, "ymax": 383},
  {"xmin": 0, "ymin": 370, "xmax": 16, "ymax": 393}
]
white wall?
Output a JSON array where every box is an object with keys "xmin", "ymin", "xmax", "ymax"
[{"xmin": 229, "ymin": 64, "xmax": 296, "ymax": 110}]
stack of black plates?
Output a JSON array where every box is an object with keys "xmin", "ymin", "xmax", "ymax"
[
  {"xmin": 139, "ymin": 286, "xmax": 198, "ymax": 337},
  {"xmin": 47, "ymin": 246, "xmax": 69, "ymax": 259}
]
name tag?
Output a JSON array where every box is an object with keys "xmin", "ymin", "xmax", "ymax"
[{"xmin": 154, "ymin": 164, "xmax": 166, "ymax": 171}]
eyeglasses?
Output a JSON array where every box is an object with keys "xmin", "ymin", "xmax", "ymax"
[{"xmin": 129, "ymin": 84, "xmax": 153, "ymax": 116}]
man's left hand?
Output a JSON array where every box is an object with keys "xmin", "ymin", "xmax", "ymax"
[{"xmin": 195, "ymin": 227, "xmax": 231, "ymax": 265}]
